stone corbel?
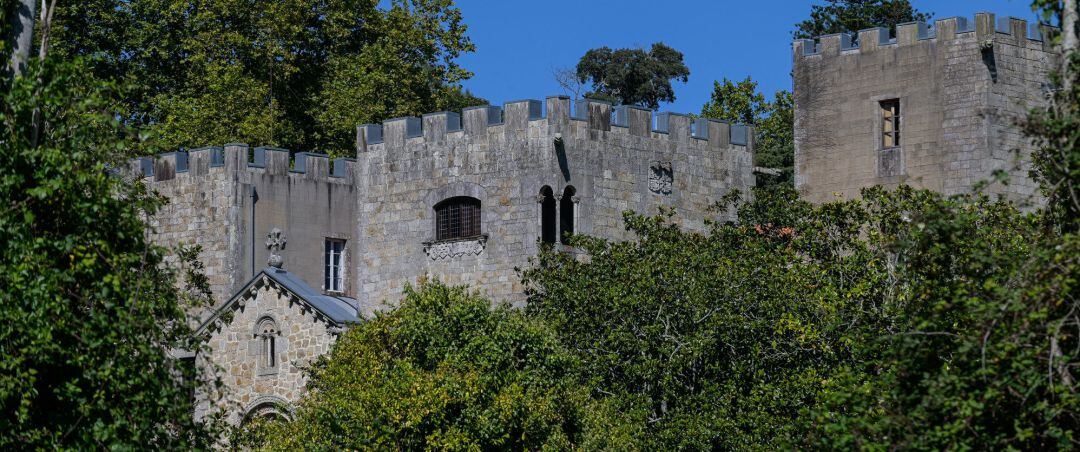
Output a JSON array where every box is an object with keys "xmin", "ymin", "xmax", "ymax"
[{"xmin": 423, "ymin": 234, "xmax": 489, "ymax": 261}]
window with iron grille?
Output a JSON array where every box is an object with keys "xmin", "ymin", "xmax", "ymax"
[
  {"xmin": 435, "ymin": 197, "xmax": 481, "ymax": 241},
  {"xmin": 880, "ymin": 99, "xmax": 901, "ymax": 149},
  {"xmin": 324, "ymin": 239, "xmax": 345, "ymax": 292}
]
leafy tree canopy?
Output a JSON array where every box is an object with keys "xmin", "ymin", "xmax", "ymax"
[
  {"xmin": 794, "ymin": 0, "xmax": 932, "ymax": 39},
  {"xmin": 521, "ymin": 183, "xmax": 1078, "ymax": 449},
  {"xmin": 575, "ymin": 42, "xmax": 690, "ymax": 109},
  {"xmin": 701, "ymin": 77, "xmax": 794, "ymax": 187},
  {"xmin": 0, "ymin": 60, "xmax": 221, "ymax": 448},
  {"xmin": 238, "ymin": 281, "xmax": 588, "ymax": 450},
  {"xmin": 48, "ymin": 0, "xmax": 484, "ymax": 156}
]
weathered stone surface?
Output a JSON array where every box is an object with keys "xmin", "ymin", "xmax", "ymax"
[
  {"xmin": 794, "ymin": 13, "xmax": 1054, "ymax": 209},
  {"xmin": 194, "ymin": 274, "xmax": 341, "ymax": 424},
  {"xmin": 355, "ymin": 99, "xmax": 754, "ymax": 308},
  {"xmin": 139, "ymin": 98, "xmax": 754, "ymax": 313}
]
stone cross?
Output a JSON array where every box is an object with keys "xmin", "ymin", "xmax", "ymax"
[{"xmin": 266, "ymin": 227, "xmax": 286, "ymax": 268}]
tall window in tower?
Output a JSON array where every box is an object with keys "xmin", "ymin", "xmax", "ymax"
[
  {"xmin": 324, "ymin": 239, "xmax": 345, "ymax": 293},
  {"xmin": 880, "ymin": 99, "xmax": 901, "ymax": 149},
  {"xmin": 560, "ymin": 186, "xmax": 576, "ymax": 243},
  {"xmin": 540, "ymin": 186, "xmax": 556, "ymax": 244},
  {"xmin": 435, "ymin": 197, "xmax": 482, "ymax": 241}
]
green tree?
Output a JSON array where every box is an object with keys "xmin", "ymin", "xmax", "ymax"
[
  {"xmin": 522, "ymin": 181, "xmax": 1080, "ymax": 448},
  {"xmin": 522, "ymin": 186, "xmax": 887, "ymax": 449},
  {"xmin": 0, "ymin": 60, "xmax": 221, "ymax": 448},
  {"xmin": 700, "ymin": 76, "xmax": 765, "ymax": 125},
  {"xmin": 47, "ymin": 0, "xmax": 484, "ymax": 156},
  {"xmin": 701, "ymin": 77, "xmax": 793, "ymax": 187},
  {"xmin": 1026, "ymin": 0, "xmax": 1080, "ymax": 232},
  {"xmin": 802, "ymin": 190, "xmax": 1079, "ymax": 449},
  {"xmin": 240, "ymin": 281, "xmax": 586, "ymax": 450},
  {"xmin": 575, "ymin": 42, "xmax": 690, "ymax": 109},
  {"xmin": 794, "ymin": 0, "xmax": 932, "ymax": 39}
]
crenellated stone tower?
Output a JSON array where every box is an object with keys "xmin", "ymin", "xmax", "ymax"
[
  {"xmin": 793, "ymin": 12, "xmax": 1057, "ymax": 208},
  {"xmin": 354, "ymin": 97, "xmax": 754, "ymax": 306},
  {"xmin": 137, "ymin": 97, "xmax": 756, "ymax": 423},
  {"xmin": 134, "ymin": 97, "xmax": 755, "ymax": 314}
]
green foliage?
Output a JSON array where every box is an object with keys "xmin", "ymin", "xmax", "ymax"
[
  {"xmin": 700, "ymin": 76, "xmax": 765, "ymax": 125},
  {"xmin": 804, "ymin": 191, "xmax": 1079, "ymax": 449},
  {"xmin": 701, "ymin": 77, "xmax": 794, "ymax": 187},
  {"xmin": 239, "ymin": 281, "xmax": 586, "ymax": 450},
  {"xmin": 0, "ymin": 60, "xmax": 220, "ymax": 448},
  {"xmin": 48, "ymin": 0, "xmax": 483, "ymax": 156},
  {"xmin": 575, "ymin": 42, "xmax": 690, "ymax": 109},
  {"xmin": 521, "ymin": 184, "xmax": 1080, "ymax": 449},
  {"xmin": 523, "ymin": 186, "xmax": 881, "ymax": 449},
  {"xmin": 794, "ymin": 0, "xmax": 932, "ymax": 39},
  {"xmin": 248, "ymin": 182, "xmax": 1078, "ymax": 449},
  {"xmin": 1024, "ymin": 51, "xmax": 1080, "ymax": 232}
]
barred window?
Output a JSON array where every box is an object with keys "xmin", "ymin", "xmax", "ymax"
[
  {"xmin": 880, "ymin": 99, "xmax": 901, "ymax": 149},
  {"xmin": 435, "ymin": 197, "xmax": 481, "ymax": 241}
]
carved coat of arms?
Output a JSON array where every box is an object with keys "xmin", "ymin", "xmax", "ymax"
[{"xmin": 649, "ymin": 161, "xmax": 673, "ymax": 195}]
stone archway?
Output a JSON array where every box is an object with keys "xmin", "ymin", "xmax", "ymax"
[{"xmin": 240, "ymin": 395, "xmax": 292, "ymax": 426}]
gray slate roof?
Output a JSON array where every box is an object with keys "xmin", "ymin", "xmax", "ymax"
[
  {"xmin": 261, "ymin": 267, "xmax": 360, "ymax": 324},
  {"xmin": 195, "ymin": 267, "xmax": 361, "ymax": 336}
]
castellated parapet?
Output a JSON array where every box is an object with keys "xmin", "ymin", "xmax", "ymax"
[
  {"xmin": 131, "ymin": 144, "xmax": 360, "ymax": 305},
  {"xmin": 132, "ymin": 96, "xmax": 755, "ymax": 311},
  {"xmin": 353, "ymin": 96, "xmax": 754, "ymax": 306},
  {"xmin": 793, "ymin": 12, "xmax": 1057, "ymax": 207}
]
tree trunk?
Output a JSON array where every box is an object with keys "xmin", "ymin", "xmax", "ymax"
[
  {"xmin": 5, "ymin": 0, "xmax": 37, "ymax": 78},
  {"xmin": 1066, "ymin": 0, "xmax": 1079, "ymax": 54}
]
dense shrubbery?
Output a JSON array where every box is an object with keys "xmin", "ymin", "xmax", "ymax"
[
  {"xmin": 0, "ymin": 60, "xmax": 221, "ymax": 448},
  {"xmin": 237, "ymin": 281, "xmax": 587, "ymax": 450}
]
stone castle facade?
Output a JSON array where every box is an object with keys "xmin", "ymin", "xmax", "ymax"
[
  {"xmin": 137, "ymin": 11, "xmax": 1056, "ymax": 424},
  {"xmin": 794, "ymin": 12, "xmax": 1057, "ymax": 208},
  {"xmin": 137, "ymin": 97, "xmax": 755, "ymax": 422}
]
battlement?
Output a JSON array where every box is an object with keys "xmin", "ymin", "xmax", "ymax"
[
  {"xmin": 130, "ymin": 144, "xmax": 358, "ymax": 184},
  {"xmin": 794, "ymin": 12, "xmax": 1057, "ymax": 58},
  {"xmin": 356, "ymin": 96, "xmax": 753, "ymax": 153},
  {"xmin": 793, "ymin": 10, "xmax": 1054, "ymax": 208}
]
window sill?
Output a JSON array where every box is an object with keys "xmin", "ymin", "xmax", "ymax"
[
  {"xmin": 256, "ymin": 368, "xmax": 279, "ymax": 377},
  {"xmin": 423, "ymin": 234, "xmax": 488, "ymax": 260}
]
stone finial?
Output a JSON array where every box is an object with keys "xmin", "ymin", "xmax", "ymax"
[{"xmin": 266, "ymin": 227, "xmax": 287, "ymax": 268}]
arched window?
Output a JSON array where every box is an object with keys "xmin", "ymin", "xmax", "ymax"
[
  {"xmin": 540, "ymin": 186, "xmax": 556, "ymax": 244},
  {"xmin": 560, "ymin": 186, "xmax": 576, "ymax": 243},
  {"xmin": 241, "ymin": 396, "xmax": 292, "ymax": 426},
  {"xmin": 255, "ymin": 317, "xmax": 278, "ymax": 368},
  {"xmin": 434, "ymin": 197, "xmax": 481, "ymax": 241}
]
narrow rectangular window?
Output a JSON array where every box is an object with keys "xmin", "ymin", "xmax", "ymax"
[
  {"xmin": 880, "ymin": 99, "xmax": 901, "ymax": 149},
  {"xmin": 324, "ymin": 239, "xmax": 345, "ymax": 292}
]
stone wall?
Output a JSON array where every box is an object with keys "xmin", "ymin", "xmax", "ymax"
[
  {"xmin": 195, "ymin": 274, "xmax": 340, "ymax": 424},
  {"xmin": 355, "ymin": 97, "xmax": 754, "ymax": 308},
  {"xmin": 793, "ymin": 13, "xmax": 1055, "ymax": 207},
  {"xmin": 137, "ymin": 97, "xmax": 754, "ymax": 314},
  {"xmin": 138, "ymin": 145, "xmax": 360, "ymax": 304},
  {"xmin": 140, "ymin": 147, "xmax": 243, "ymax": 302}
]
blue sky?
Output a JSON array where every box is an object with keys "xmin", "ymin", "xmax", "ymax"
[{"xmin": 454, "ymin": 0, "xmax": 1041, "ymax": 115}]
